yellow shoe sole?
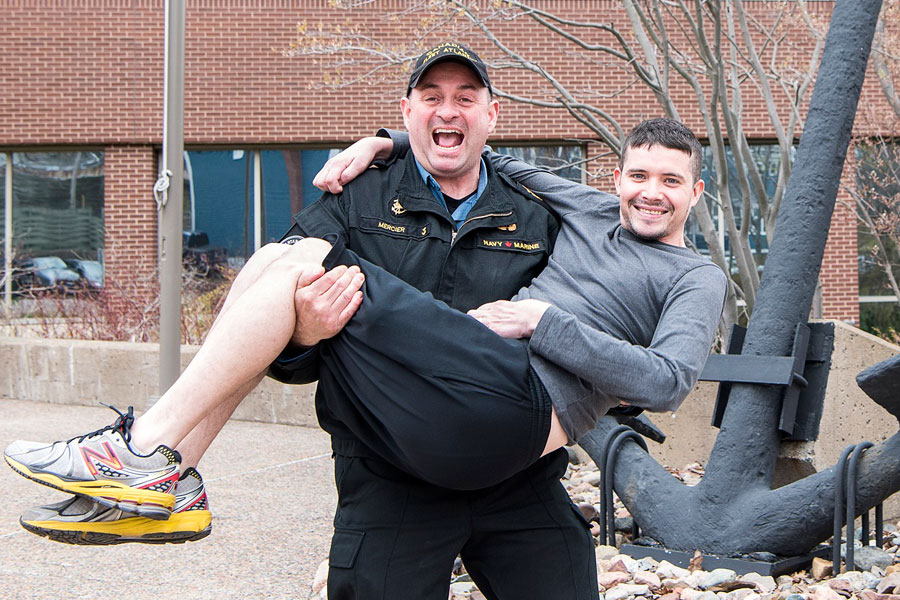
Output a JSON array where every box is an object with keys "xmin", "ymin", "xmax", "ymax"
[
  {"xmin": 21, "ymin": 510, "xmax": 212, "ymax": 545},
  {"xmin": 5, "ymin": 455, "xmax": 176, "ymax": 520}
]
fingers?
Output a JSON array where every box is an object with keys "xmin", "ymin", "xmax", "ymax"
[
  {"xmin": 467, "ymin": 311, "xmax": 485, "ymax": 325},
  {"xmin": 472, "ymin": 299, "xmax": 512, "ymax": 312},
  {"xmin": 291, "ymin": 265, "xmax": 365, "ymax": 346},
  {"xmin": 313, "ymin": 138, "xmax": 391, "ymax": 194},
  {"xmin": 336, "ymin": 157, "xmax": 368, "ymax": 188},
  {"xmin": 337, "ymin": 290, "xmax": 364, "ymax": 326},
  {"xmin": 313, "ymin": 156, "xmax": 352, "ymax": 194},
  {"xmin": 298, "ymin": 265, "xmax": 364, "ymax": 311},
  {"xmin": 331, "ymin": 267, "xmax": 365, "ymax": 311},
  {"xmin": 295, "ymin": 265, "xmax": 326, "ymax": 288},
  {"xmin": 316, "ymin": 156, "xmax": 368, "ymax": 194},
  {"xmin": 322, "ymin": 266, "xmax": 365, "ymax": 307}
]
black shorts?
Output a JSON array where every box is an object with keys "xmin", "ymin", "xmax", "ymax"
[{"xmin": 316, "ymin": 237, "xmax": 553, "ymax": 490}]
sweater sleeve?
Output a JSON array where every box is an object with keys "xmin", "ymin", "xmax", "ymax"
[
  {"xmin": 529, "ymin": 264, "xmax": 726, "ymax": 412},
  {"xmin": 377, "ymin": 129, "xmax": 615, "ymax": 215},
  {"xmin": 486, "ymin": 151, "xmax": 617, "ymax": 215},
  {"xmin": 377, "ymin": 128, "xmax": 409, "ymax": 160}
]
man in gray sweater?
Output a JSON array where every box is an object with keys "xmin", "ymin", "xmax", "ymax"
[{"xmin": 274, "ymin": 117, "xmax": 728, "ymax": 486}]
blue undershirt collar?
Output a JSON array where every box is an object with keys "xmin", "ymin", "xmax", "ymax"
[{"xmin": 413, "ymin": 156, "xmax": 488, "ymax": 227}]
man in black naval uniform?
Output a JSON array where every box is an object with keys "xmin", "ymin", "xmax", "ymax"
[{"xmin": 270, "ymin": 42, "xmax": 598, "ymax": 599}]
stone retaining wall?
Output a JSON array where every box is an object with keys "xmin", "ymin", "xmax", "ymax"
[
  {"xmin": 2, "ymin": 319, "xmax": 898, "ymax": 512},
  {"xmin": 0, "ymin": 336, "xmax": 318, "ymax": 428}
]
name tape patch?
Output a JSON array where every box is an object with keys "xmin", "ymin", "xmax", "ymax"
[{"xmin": 479, "ymin": 238, "xmax": 543, "ymax": 252}]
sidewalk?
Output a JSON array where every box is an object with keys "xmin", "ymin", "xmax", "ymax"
[{"xmin": 0, "ymin": 400, "xmax": 337, "ymax": 600}]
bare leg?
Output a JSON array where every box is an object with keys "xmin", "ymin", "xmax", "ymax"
[
  {"xmin": 157, "ymin": 241, "xmax": 310, "ymax": 467},
  {"xmin": 174, "ymin": 377, "xmax": 262, "ymax": 468},
  {"xmin": 129, "ymin": 238, "xmax": 333, "ymax": 455}
]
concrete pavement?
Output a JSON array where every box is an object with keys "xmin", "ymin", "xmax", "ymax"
[{"xmin": 0, "ymin": 400, "xmax": 337, "ymax": 600}]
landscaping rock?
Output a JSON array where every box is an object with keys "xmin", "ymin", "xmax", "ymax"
[
  {"xmin": 741, "ymin": 573, "xmax": 778, "ymax": 594},
  {"xmin": 633, "ymin": 570, "xmax": 662, "ymax": 589},
  {"xmin": 598, "ymin": 571, "xmax": 632, "ymax": 589},
  {"xmin": 877, "ymin": 572, "xmax": 900, "ymax": 594},
  {"xmin": 700, "ymin": 568, "xmax": 738, "ymax": 590},
  {"xmin": 853, "ymin": 547, "xmax": 894, "ymax": 572},
  {"xmin": 658, "ymin": 561, "xmax": 691, "ymax": 580},
  {"xmin": 605, "ymin": 583, "xmax": 651, "ymax": 600}
]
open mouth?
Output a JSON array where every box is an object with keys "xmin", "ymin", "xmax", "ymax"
[{"xmin": 433, "ymin": 128, "xmax": 464, "ymax": 150}]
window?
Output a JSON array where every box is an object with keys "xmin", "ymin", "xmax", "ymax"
[
  {"xmin": 2, "ymin": 151, "xmax": 104, "ymax": 303},
  {"xmin": 854, "ymin": 141, "xmax": 900, "ymax": 333},
  {"xmin": 1, "ymin": 153, "xmax": 6, "ymax": 301},
  {"xmin": 183, "ymin": 150, "xmax": 254, "ymax": 263},
  {"xmin": 688, "ymin": 144, "xmax": 792, "ymax": 275},
  {"xmin": 12, "ymin": 152, "xmax": 104, "ymax": 261},
  {"xmin": 182, "ymin": 145, "xmax": 581, "ymax": 270},
  {"xmin": 183, "ymin": 148, "xmax": 340, "ymax": 267},
  {"xmin": 494, "ymin": 144, "xmax": 585, "ymax": 183},
  {"xmin": 262, "ymin": 149, "xmax": 338, "ymax": 243}
]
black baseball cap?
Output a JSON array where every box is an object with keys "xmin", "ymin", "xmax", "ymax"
[{"xmin": 406, "ymin": 42, "xmax": 492, "ymax": 97}]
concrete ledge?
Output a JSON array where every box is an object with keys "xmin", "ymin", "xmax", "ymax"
[
  {"xmin": 2, "ymin": 320, "xmax": 898, "ymax": 513},
  {"xmin": 0, "ymin": 336, "xmax": 318, "ymax": 428}
]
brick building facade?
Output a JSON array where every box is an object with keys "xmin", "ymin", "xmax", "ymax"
[{"xmin": 0, "ymin": 0, "xmax": 885, "ymax": 324}]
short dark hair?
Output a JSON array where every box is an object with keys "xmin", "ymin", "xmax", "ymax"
[{"xmin": 619, "ymin": 118, "xmax": 703, "ymax": 183}]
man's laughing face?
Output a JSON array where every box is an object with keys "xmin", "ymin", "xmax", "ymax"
[{"xmin": 402, "ymin": 61, "xmax": 498, "ymax": 193}]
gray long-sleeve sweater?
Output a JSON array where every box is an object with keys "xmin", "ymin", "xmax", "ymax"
[
  {"xmin": 379, "ymin": 130, "xmax": 727, "ymax": 442},
  {"xmin": 491, "ymin": 152, "xmax": 727, "ymax": 442}
]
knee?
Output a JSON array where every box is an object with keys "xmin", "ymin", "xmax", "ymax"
[
  {"xmin": 257, "ymin": 238, "xmax": 333, "ymax": 282},
  {"xmin": 247, "ymin": 242, "xmax": 291, "ymax": 268},
  {"xmin": 250, "ymin": 238, "xmax": 329, "ymax": 270}
]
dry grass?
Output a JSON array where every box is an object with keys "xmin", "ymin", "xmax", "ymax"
[{"xmin": 0, "ymin": 267, "xmax": 236, "ymax": 345}]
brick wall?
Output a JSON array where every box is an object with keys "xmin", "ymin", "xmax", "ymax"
[
  {"xmin": 103, "ymin": 146, "xmax": 159, "ymax": 307},
  {"xmin": 821, "ymin": 155, "xmax": 864, "ymax": 323},
  {"xmin": 0, "ymin": 0, "xmax": 878, "ymax": 322},
  {"xmin": 0, "ymin": 0, "xmax": 839, "ymax": 145}
]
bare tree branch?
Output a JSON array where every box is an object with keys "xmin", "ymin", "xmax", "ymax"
[{"xmin": 284, "ymin": 0, "xmax": 839, "ymax": 330}]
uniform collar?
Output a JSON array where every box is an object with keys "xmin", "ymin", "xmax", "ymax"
[{"xmin": 412, "ymin": 155, "xmax": 488, "ymax": 227}]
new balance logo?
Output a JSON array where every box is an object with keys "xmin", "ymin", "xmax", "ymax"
[{"xmin": 81, "ymin": 442, "xmax": 124, "ymax": 476}]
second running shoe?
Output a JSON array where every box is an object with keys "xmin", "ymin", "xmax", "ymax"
[
  {"xmin": 4, "ymin": 405, "xmax": 180, "ymax": 520},
  {"xmin": 19, "ymin": 467, "xmax": 212, "ymax": 545}
]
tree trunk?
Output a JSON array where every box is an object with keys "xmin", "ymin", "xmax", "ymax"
[{"xmin": 578, "ymin": 0, "xmax": 887, "ymax": 557}]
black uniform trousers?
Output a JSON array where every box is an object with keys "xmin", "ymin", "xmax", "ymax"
[
  {"xmin": 317, "ymin": 238, "xmax": 598, "ymax": 599},
  {"xmin": 317, "ymin": 237, "xmax": 553, "ymax": 491}
]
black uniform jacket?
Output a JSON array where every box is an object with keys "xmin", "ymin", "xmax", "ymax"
[{"xmin": 268, "ymin": 150, "xmax": 559, "ymax": 452}]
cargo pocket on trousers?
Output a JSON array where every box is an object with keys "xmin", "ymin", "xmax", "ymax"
[{"xmin": 329, "ymin": 529, "xmax": 366, "ymax": 569}]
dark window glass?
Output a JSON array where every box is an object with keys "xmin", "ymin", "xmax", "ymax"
[
  {"xmin": 1, "ymin": 153, "xmax": 6, "ymax": 252},
  {"xmin": 859, "ymin": 302, "xmax": 900, "ymax": 337},
  {"xmin": 11, "ymin": 151, "xmax": 104, "ymax": 262},
  {"xmin": 185, "ymin": 148, "xmax": 341, "ymax": 265},
  {"xmin": 855, "ymin": 142, "xmax": 900, "ymax": 300},
  {"xmin": 260, "ymin": 149, "xmax": 339, "ymax": 245},
  {"xmin": 184, "ymin": 150, "xmax": 253, "ymax": 263},
  {"xmin": 691, "ymin": 144, "xmax": 793, "ymax": 276},
  {"xmin": 494, "ymin": 145, "xmax": 585, "ymax": 183}
]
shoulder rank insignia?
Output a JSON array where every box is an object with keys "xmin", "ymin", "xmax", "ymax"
[{"xmin": 390, "ymin": 198, "xmax": 407, "ymax": 216}]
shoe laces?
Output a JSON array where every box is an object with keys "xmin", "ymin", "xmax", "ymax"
[{"xmin": 70, "ymin": 404, "xmax": 135, "ymax": 444}]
